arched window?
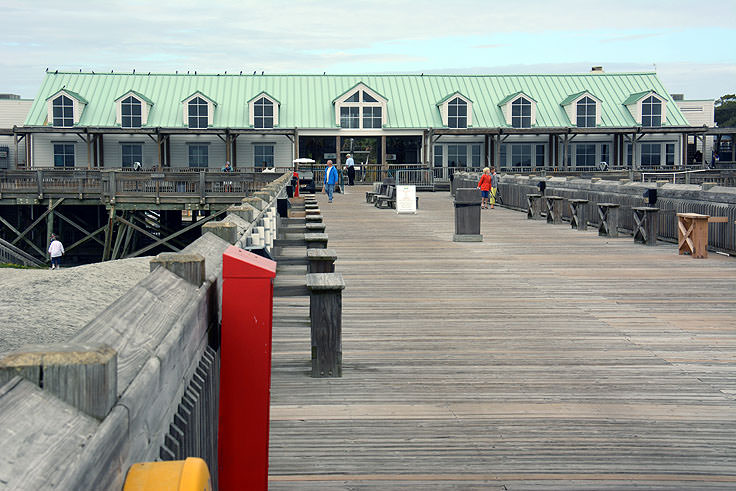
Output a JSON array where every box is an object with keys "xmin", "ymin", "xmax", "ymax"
[
  {"xmin": 641, "ymin": 96, "xmax": 662, "ymax": 127},
  {"xmin": 121, "ymin": 96, "xmax": 142, "ymax": 128},
  {"xmin": 254, "ymin": 97, "xmax": 274, "ymax": 128},
  {"xmin": 52, "ymin": 95, "xmax": 74, "ymax": 127},
  {"xmin": 511, "ymin": 97, "xmax": 532, "ymax": 128},
  {"xmin": 188, "ymin": 97, "xmax": 209, "ymax": 128},
  {"xmin": 576, "ymin": 96, "xmax": 596, "ymax": 128},
  {"xmin": 448, "ymin": 98, "xmax": 467, "ymax": 128}
]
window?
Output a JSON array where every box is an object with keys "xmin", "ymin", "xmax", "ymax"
[
  {"xmin": 448, "ymin": 98, "xmax": 467, "ymax": 129},
  {"xmin": 121, "ymin": 96, "xmax": 142, "ymax": 128},
  {"xmin": 254, "ymin": 97, "xmax": 274, "ymax": 129},
  {"xmin": 433, "ymin": 145, "xmax": 443, "ymax": 167},
  {"xmin": 510, "ymin": 144, "xmax": 532, "ymax": 167},
  {"xmin": 471, "ymin": 144, "xmax": 481, "ymax": 167},
  {"xmin": 511, "ymin": 97, "xmax": 532, "ymax": 128},
  {"xmin": 641, "ymin": 143, "xmax": 661, "ymax": 166},
  {"xmin": 576, "ymin": 96, "xmax": 596, "ymax": 128},
  {"xmin": 575, "ymin": 144, "xmax": 596, "ymax": 167},
  {"xmin": 601, "ymin": 144, "xmax": 609, "ymax": 166},
  {"xmin": 499, "ymin": 144, "xmax": 507, "ymax": 169},
  {"xmin": 536, "ymin": 144, "xmax": 545, "ymax": 166},
  {"xmin": 121, "ymin": 144, "xmax": 143, "ymax": 168},
  {"xmin": 53, "ymin": 144, "xmax": 75, "ymax": 167},
  {"xmin": 447, "ymin": 144, "xmax": 467, "ymax": 167},
  {"xmin": 188, "ymin": 97, "xmax": 209, "ymax": 129},
  {"xmin": 254, "ymin": 144, "xmax": 274, "ymax": 170},
  {"xmin": 642, "ymin": 96, "xmax": 662, "ymax": 127},
  {"xmin": 340, "ymin": 107, "xmax": 359, "ymax": 128},
  {"xmin": 363, "ymin": 106, "xmax": 382, "ymax": 129},
  {"xmin": 52, "ymin": 96, "xmax": 74, "ymax": 127},
  {"xmin": 188, "ymin": 144, "xmax": 209, "ymax": 168},
  {"xmin": 666, "ymin": 143, "xmax": 675, "ymax": 165},
  {"xmin": 345, "ymin": 92, "xmax": 360, "ymax": 103}
]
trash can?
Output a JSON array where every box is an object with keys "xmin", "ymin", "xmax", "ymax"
[{"xmin": 453, "ymin": 187, "xmax": 482, "ymax": 242}]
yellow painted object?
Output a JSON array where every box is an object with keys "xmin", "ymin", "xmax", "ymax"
[{"xmin": 124, "ymin": 457, "xmax": 211, "ymax": 491}]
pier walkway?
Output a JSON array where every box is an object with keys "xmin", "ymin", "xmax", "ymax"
[{"xmin": 269, "ymin": 187, "xmax": 736, "ymax": 489}]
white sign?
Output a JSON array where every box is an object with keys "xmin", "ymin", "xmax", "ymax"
[{"xmin": 396, "ymin": 185, "xmax": 417, "ymax": 214}]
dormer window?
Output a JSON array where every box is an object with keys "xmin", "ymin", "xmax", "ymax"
[
  {"xmin": 561, "ymin": 91, "xmax": 601, "ymax": 128},
  {"xmin": 46, "ymin": 89, "xmax": 87, "ymax": 127},
  {"xmin": 189, "ymin": 97, "xmax": 208, "ymax": 128},
  {"xmin": 577, "ymin": 97, "xmax": 596, "ymax": 128},
  {"xmin": 249, "ymin": 92, "xmax": 280, "ymax": 128},
  {"xmin": 623, "ymin": 91, "xmax": 667, "ymax": 127},
  {"xmin": 512, "ymin": 97, "xmax": 532, "ymax": 128},
  {"xmin": 121, "ymin": 97, "xmax": 142, "ymax": 128},
  {"xmin": 181, "ymin": 92, "xmax": 216, "ymax": 128},
  {"xmin": 498, "ymin": 92, "xmax": 536, "ymax": 128},
  {"xmin": 333, "ymin": 83, "xmax": 387, "ymax": 129},
  {"xmin": 448, "ymin": 98, "xmax": 467, "ymax": 128},
  {"xmin": 53, "ymin": 95, "xmax": 74, "ymax": 127},
  {"xmin": 115, "ymin": 90, "xmax": 153, "ymax": 128},
  {"xmin": 642, "ymin": 96, "xmax": 662, "ymax": 127},
  {"xmin": 436, "ymin": 92, "xmax": 473, "ymax": 128}
]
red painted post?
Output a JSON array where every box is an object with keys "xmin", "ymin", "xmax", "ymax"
[{"xmin": 219, "ymin": 245, "xmax": 277, "ymax": 490}]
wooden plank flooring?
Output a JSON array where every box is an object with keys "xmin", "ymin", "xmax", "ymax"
[{"xmin": 269, "ymin": 187, "xmax": 736, "ymax": 490}]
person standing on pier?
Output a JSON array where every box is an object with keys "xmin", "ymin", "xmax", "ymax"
[
  {"xmin": 323, "ymin": 160, "xmax": 338, "ymax": 203},
  {"xmin": 345, "ymin": 154, "xmax": 355, "ymax": 186},
  {"xmin": 490, "ymin": 167, "xmax": 499, "ymax": 209},
  {"xmin": 477, "ymin": 167, "xmax": 492, "ymax": 209},
  {"xmin": 48, "ymin": 234, "xmax": 64, "ymax": 270}
]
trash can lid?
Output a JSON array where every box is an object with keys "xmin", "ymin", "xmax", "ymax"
[{"xmin": 454, "ymin": 187, "xmax": 482, "ymax": 204}]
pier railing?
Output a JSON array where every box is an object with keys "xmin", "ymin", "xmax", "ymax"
[{"xmin": 0, "ymin": 173, "xmax": 291, "ymax": 489}]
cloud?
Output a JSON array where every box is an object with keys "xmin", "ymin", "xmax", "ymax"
[{"xmin": 601, "ymin": 32, "xmax": 664, "ymax": 44}]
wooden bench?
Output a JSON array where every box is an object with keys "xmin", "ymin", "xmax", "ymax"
[
  {"xmin": 633, "ymin": 206, "xmax": 659, "ymax": 246},
  {"xmin": 677, "ymin": 213, "xmax": 728, "ymax": 258},
  {"xmin": 365, "ymin": 182, "xmax": 381, "ymax": 203},
  {"xmin": 568, "ymin": 199, "xmax": 589, "ymax": 231},
  {"xmin": 545, "ymin": 196, "xmax": 564, "ymax": 224},
  {"xmin": 527, "ymin": 193, "xmax": 543, "ymax": 220},
  {"xmin": 306, "ymin": 273, "xmax": 345, "ymax": 378}
]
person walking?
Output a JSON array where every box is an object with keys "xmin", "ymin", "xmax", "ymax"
[
  {"xmin": 323, "ymin": 160, "xmax": 339, "ymax": 203},
  {"xmin": 48, "ymin": 234, "xmax": 64, "ymax": 270},
  {"xmin": 477, "ymin": 167, "xmax": 492, "ymax": 209},
  {"xmin": 490, "ymin": 167, "xmax": 499, "ymax": 209},
  {"xmin": 345, "ymin": 153, "xmax": 355, "ymax": 186}
]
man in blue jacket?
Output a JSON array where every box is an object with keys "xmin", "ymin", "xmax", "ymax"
[{"xmin": 323, "ymin": 160, "xmax": 339, "ymax": 203}]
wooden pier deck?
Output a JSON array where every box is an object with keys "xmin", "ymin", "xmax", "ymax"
[{"xmin": 269, "ymin": 188, "xmax": 736, "ymax": 489}]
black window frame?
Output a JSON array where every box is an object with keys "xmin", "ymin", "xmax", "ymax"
[
  {"xmin": 448, "ymin": 98, "xmax": 468, "ymax": 129},
  {"xmin": 254, "ymin": 144, "xmax": 275, "ymax": 170},
  {"xmin": 254, "ymin": 97, "xmax": 274, "ymax": 129},
  {"xmin": 188, "ymin": 97, "xmax": 209, "ymax": 129},
  {"xmin": 511, "ymin": 97, "xmax": 532, "ymax": 128},
  {"xmin": 188, "ymin": 144, "xmax": 209, "ymax": 168},
  {"xmin": 121, "ymin": 96, "xmax": 143, "ymax": 128},
  {"xmin": 52, "ymin": 95, "xmax": 74, "ymax": 127},
  {"xmin": 53, "ymin": 143, "xmax": 75, "ymax": 168},
  {"xmin": 642, "ymin": 96, "xmax": 662, "ymax": 127},
  {"xmin": 576, "ymin": 96, "xmax": 596, "ymax": 128}
]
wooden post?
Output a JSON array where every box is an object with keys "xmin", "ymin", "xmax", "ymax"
[
  {"xmin": 307, "ymin": 248, "xmax": 337, "ymax": 273},
  {"xmin": 46, "ymin": 200, "xmax": 54, "ymax": 259},
  {"xmin": 86, "ymin": 132, "xmax": 92, "ymax": 170},
  {"xmin": 201, "ymin": 221, "xmax": 238, "ymax": 244},
  {"xmin": 98, "ymin": 134, "xmax": 104, "ymax": 167},
  {"xmin": 26, "ymin": 133, "xmax": 32, "ymax": 169},
  {"xmin": 294, "ymin": 129, "xmax": 299, "ymax": 162},
  {"xmin": 150, "ymin": 252, "xmax": 206, "ymax": 287},
  {"xmin": 0, "ymin": 343, "xmax": 117, "ymax": 420},
  {"xmin": 494, "ymin": 135, "xmax": 500, "ymax": 170},
  {"xmin": 336, "ymin": 135, "xmax": 341, "ymax": 167},
  {"xmin": 381, "ymin": 135, "xmax": 387, "ymax": 172},
  {"xmin": 14, "ymin": 134, "xmax": 19, "ymax": 169},
  {"xmin": 157, "ymin": 133, "xmax": 163, "ymax": 171},
  {"xmin": 306, "ymin": 273, "xmax": 345, "ymax": 377}
]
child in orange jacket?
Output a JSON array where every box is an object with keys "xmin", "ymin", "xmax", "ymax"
[{"xmin": 477, "ymin": 167, "xmax": 492, "ymax": 209}]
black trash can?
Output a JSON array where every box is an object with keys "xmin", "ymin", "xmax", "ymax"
[{"xmin": 453, "ymin": 187, "xmax": 482, "ymax": 242}]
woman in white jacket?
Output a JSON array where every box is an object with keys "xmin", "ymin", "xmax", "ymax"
[{"xmin": 48, "ymin": 234, "xmax": 65, "ymax": 269}]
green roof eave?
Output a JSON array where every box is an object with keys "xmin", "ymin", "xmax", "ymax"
[
  {"xmin": 435, "ymin": 91, "xmax": 473, "ymax": 106},
  {"xmin": 560, "ymin": 90, "xmax": 601, "ymax": 106},
  {"xmin": 247, "ymin": 91, "xmax": 281, "ymax": 105},
  {"xmin": 115, "ymin": 89, "xmax": 154, "ymax": 105},
  {"xmin": 623, "ymin": 90, "xmax": 658, "ymax": 106},
  {"xmin": 331, "ymin": 81, "xmax": 388, "ymax": 104},
  {"xmin": 497, "ymin": 91, "xmax": 536, "ymax": 106},
  {"xmin": 181, "ymin": 91, "xmax": 218, "ymax": 106},
  {"xmin": 46, "ymin": 88, "xmax": 88, "ymax": 104}
]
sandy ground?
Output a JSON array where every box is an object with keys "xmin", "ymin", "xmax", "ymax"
[{"xmin": 0, "ymin": 257, "xmax": 152, "ymax": 355}]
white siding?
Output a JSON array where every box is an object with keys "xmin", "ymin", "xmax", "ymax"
[
  {"xmin": 169, "ymin": 135, "xmax": 226, "ymax": 169},
  {"xmin": 677, "ymin": 100, "xmax": 715, "ymax": 159},
  {"xmin": 103, "ymin": 134, "xmax": 159, "ymax": 168},
  {"xmin": 0, "ymin": 99, "xmax": 33, "ymax": 127},
  {"xmin": 0, "ymin": 136, "xmax": 26, "ymax": 169},
  {"xmin": 32, "ymin": 134, "xmax": 82, "ymax": 168},
  {"xmin": 235, "ymin": 135, "xmax": 294, "ymax": 170}
]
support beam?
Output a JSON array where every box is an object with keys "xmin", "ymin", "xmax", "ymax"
[
  {"xmin": 115, "ymin": 214, "xmax": 182, "ymax": 253},
  {"xmin": 11, "ymin": 198, "xmax": 65, "ymax": 247},
  {"xmin": 101, "ymin": 207, "xmax": 115, "ymax": 261},
  {"xmin": 54, "ymin": 210, "xmax": 106, "ymax": 247},
  {"xmin": 65, "ymin": 224, "xmax": 108, "ymax": 254},
  {"xmin": 0, "ymin": 214, "xmax": 46, "ymax": 258}
]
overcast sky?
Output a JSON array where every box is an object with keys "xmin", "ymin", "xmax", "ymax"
[{"xmin": 2, "ymin": 0, "xmax": 734, "ymax": 99}]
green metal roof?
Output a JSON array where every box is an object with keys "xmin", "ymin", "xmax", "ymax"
[
  {"xmin": 622, "ymin": 90, "xmax": 660, "ymax": 106},
  {"xmin": 497, "ymin": 91, "xmax": 537, "ymax": 106},
  {"xmin": 115, "ymin": 89, "xmax": 155, "ymax": 105},
  {"xmin": 436, "ymin": 91, "xmax": 473, "ymax": 106},
  {"xmin": 26, "ymin": 72, "xmax": 690, "ymax": 128},
  {"xmin": 331, "ymin": 82, "xmax": 388, "ymax": 104},
  {"xmin": 181, "ymin": 90, "xmax": 217, "ymax": 105},
  {"xmin": 247, "ymin": 91, "xmax": 281, "ymax": 105},
  {"xmin": 560, "ymin": 90, "xmax": 601, "ymax": 106},
  {"xmin": 45, "ymin": 88, "xmax": 88, "ymax": 104}
]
